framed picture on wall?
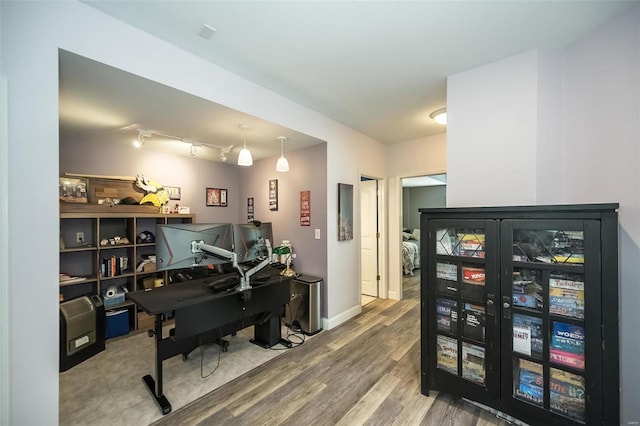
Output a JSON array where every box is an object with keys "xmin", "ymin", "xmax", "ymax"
[
  {"xmin": 59, "ymin": 177, "xmax": 88, "ymax": 204},
  {"xmin": 269, "ymin": 179, "xmax": 278, "ymax": 211},
  {"xmin": 248, "ymin": 197, "xmax": 254, "ymax": 221},
  {"xmin": 338, "ymin": 183, "xmax": 353, "ymax": 240},
  {"xmin": 300, "ymin": 190, "xmax": 311, "ymax": 226},
  {"xmin": 165, "ymin": 186, "xmax": 181, "ymax": 200},
  {"xmin": 206, "ymin": 188, "xmax": 227, "ymax": 207}
]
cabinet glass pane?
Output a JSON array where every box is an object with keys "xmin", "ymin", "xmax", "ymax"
[
  {"xmin": 436, "ymin": 298, "xmax": 457, "ymax": 334},
  {"xmin": 549, "ymin": 272, "xmax": 585, "ymax": 320},
  {"xmin": 436, "ymin": 334, "xmax": 458, "ymax": 375},
  {"xmin": 513, "ymin": 313, "xmax": 543, "ymax": 359},
  {"xmin": 550, "ymin": 321, "xmax": 585, "ymax": 371},
  {"xmin": 461, "ymin": 265, "xmax": 485, "ymax": 301},
  {"xmin": 462, "ymin": 342, "xmax": 485, "ymax": 386},
  {"xmin": 436, "ymin": 262, "xmax": 458, "ymax": 296},
  {"xmin": 512, "ymin": 268, "xmax": 543, "ymax": 312},
  {"xmin": 436, "ymin": 228, "xmax": 485, "ymax": 258},
  {"xmin": 513, "ymin": 358, "xmax": 544, "ymax": 407},
  {"xmin": 550, "ymin": 367, "xmax": 586, "ymax": 422},
  {"xmin": 512, "ymin": 229, "xmax": 584, "ymax": 264}
]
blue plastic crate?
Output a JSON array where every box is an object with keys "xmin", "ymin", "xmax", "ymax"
[{"xmin": 105, "ymin": 309, "xmax": 129, "ymax": 339}]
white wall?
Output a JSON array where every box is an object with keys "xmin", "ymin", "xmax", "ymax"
[
  {"xmin": 386, "ymin": 133, "xmax": 446, "ymax": 299},
  {"xmin": 447, "ymin": 6, "xmax": 640, "ymax": 423},
  {"xmin": 561, "ymin": 6, "xmax": 639, "ymax": 423},
  {"xmin": 0, "ymin": 1, "xmax": 384, "ymax": 423},
  {"xmin": 447, "ymin": 50, "xmax": 540, "ymax": 207}
]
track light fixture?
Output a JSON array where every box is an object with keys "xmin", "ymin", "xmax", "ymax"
[
  {"xmin": 130, "ymin": 128, "xmax": 232, "ymax": 161},
  {"xmin": 189, "ymin": 143, "xmax": 198, "ymax": 157},
  {"xmin": 133, "ymin": 129, "xmax": 151, "ymax": 148},
  {"xmin": 237, "ymin": 124, "xmax": 253, "ymax": 166},
  {"xmin": 275, "ymin": 136, "xmax": 290, "ymax": 172}
]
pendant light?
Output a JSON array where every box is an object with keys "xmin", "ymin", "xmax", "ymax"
[
  {"xmin": 237, "ymin": 124, "xmax": 253, "ymax": 166},
  {"xmin": 275, "ymin": 136, "xmax": 290, "ymax": 172}
]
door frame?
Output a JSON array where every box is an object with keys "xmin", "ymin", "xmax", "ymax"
[
  {"xmin": 393, "ymin": 170, "xmax": 446, "ymax": 299},
  {"xmin": 359, "ymin": 175, "xmax": 386, "ymax": 299}
]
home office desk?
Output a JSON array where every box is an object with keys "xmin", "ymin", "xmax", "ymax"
[{"xmin": 126, "ymin": 268, "xmax": 291, "ymax": 415}]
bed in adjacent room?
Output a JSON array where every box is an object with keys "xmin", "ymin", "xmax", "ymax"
[{"xmin": 402, "ymin": 229, "xmax": 421, "ymax": 276}]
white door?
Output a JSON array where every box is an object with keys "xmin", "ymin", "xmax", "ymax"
[{"xmin": 360, "ymin": 179, "xmax": 378, "ymax": 297}]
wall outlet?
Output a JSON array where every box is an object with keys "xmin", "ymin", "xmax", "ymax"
[
  {"xmin": 315, "ymin": 229, "xmax": 321, "ymax": 239},
  {"xmin": 76, "ymin": 232, "xmax": 84, "ymax": 243}
]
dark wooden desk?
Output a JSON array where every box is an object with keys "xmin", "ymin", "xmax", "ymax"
[{"xmin": 127, "ymin": 269, "xmax": 290, "ymax": 415}]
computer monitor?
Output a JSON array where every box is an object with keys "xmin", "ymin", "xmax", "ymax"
[
  {"xmin": 155, "ymin": 223, "xmax": 233, "ymax": 271},
  {"xmin": 233, "ymin": 222, "xmax": 273, "ymax": 264}
]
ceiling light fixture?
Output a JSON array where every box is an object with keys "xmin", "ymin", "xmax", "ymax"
[
  {"xmin": 133, "ymin": 129, "xmax": 151, "ymax": 148},
  {"xmin": 189, "ymin": 143, "xmax": 198, "ymax": 157},
  {"xmin": 237, "ymin": 124, "xmax": 253, "ymax": 166},
  {"xmin": 429, "ymin": 107, "xmax": 447, "ymax": 125},
  {"xmin": 130, "ymin": 128, "xmax": 231, "ymax": 161},
  {"xmin": 275, "ymin": 136, "xmax": 290, "ymax": 172}
]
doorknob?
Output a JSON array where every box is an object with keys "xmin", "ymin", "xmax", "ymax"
[{"xmin": 502, "ymin": 296, "xmax": 512, "ymax": 319}]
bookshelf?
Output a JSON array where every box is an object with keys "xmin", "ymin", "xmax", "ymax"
[{"xmin": 59, "ymin": 210, "xmax": 195, "ymax": 335}]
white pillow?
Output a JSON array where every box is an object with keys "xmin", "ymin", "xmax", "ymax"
[
  {"xmin": 402, "ymin": 232, "xmax": 412, "ymax": 241},
  {"xmin": 412, "ymin": 229, "xmax": 421, "ymax": 240}
]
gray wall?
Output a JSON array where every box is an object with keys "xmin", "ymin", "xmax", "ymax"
[
  {"xmin": 240, "ymin": 143, "xmax": 328, "ymax": 310},
  {"xmin": 60, "ymin": 137, "xmax": 242, "ymax": 224},
  {"xmin": 403, "ymin": 185, "xmax": 446, "ymax": 230},
  {"xmin": 59, "ymin": 137, "xmax": 328, "ymax": 286}
]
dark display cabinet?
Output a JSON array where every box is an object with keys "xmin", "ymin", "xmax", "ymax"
[{"xmin": 420, "ymin": 204, "xmax": 619, "ymax": 425}]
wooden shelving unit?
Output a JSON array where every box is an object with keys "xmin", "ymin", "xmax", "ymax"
[{"xmin": 59, "ymin": 210, "xmax": 195, "ymax": 336}]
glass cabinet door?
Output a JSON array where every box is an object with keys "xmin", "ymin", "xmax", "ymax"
[
  {"xmin": 427, "ymin": 220, "xmax": 499, "ymax": 404},
  {"xmin": 502, "ymin": 220, "xmax": 602, "ymax": 424}
]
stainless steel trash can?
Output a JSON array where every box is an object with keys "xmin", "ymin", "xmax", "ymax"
[{"xmin": 285, "ymin": 274, "xmax": 322, "ymax": 335}]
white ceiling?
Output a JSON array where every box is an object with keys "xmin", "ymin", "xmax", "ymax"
[{"xmin": 61, "ymin": 1, "xmax": 636, "ymax": 163}]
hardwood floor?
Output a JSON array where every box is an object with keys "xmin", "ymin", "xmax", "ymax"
[{"xmin": 151, "ymin": 273, "xmax": 507, "ymax": 425}]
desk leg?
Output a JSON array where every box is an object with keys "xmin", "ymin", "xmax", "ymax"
[{"xmin": 142, "ymin": 314, "xmax": 172, "ymax": 415}]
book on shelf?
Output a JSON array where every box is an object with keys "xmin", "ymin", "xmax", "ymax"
[
  {"xmin": 101, "ymin": 255, "xmax": 129, "ymax": 278},
  {"xmin": 436, "ymin": 298, "xmax": 458, "ymax": 334},
  {"xmin": 512, "ymin": 314, "xmax": 543, "ymax": 358},
  {"xmin": 550, "ymin": 368, "xmax": 586, "ymax": 421},
  {"xmin": 462, "ymin": 342, "xmax": 485, "ymax": 385},
  {"xmin": 461, "ymin": 266, "xmax": 485, "ymax": 301},
  {"xmin": 514, "ymin": 358, "xmax": 543, "ymax": 406},
  {"xmin": 436, "ymin": 335, "xmax": 458, "ymax": 375},
  {"xmin": 463, "ymin": 303, "xmax": 485, "ymax": 341},
  {"xmin": 550, "ymin": 322, "xmax": 585, "ymax": 370},
  {"xmin": 59, "ymin": 273, "xmax": 87, "ymax": 284},
  {"xmin": 455, "ymin": 232, "xmax": 485, "ymax": 257},
  {"xmin": 512, "ymin": 271, "xmax": 543, "ymax": 309},
  {"xmin": 436, "ymin": 262, "xmax": 458, "ymax": 295},
  {"xmin": 549, "ymin": 274, "xmax": 585, "ymax": 319}
]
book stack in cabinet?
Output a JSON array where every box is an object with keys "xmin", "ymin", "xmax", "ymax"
[{"xmin": 59, "ymin": 211, "xmax": 195, "ymax": 337}]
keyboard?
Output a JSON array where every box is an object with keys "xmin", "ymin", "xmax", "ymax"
[{"xmin": 204, "ymin": 275, "xmax": 240, "ymax": 293}]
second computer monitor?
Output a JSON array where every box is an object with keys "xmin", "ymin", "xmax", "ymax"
[
  {"xmin": 233, "ymin": 222, "xmax": 273, "ymax": 263},
  {"xmin": 156, "ymin": 223, "xmax": 233, "ymax": 271}
]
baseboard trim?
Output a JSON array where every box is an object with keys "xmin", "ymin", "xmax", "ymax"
[{"xmin": 324, "ymin": 304, "xmax": 362, "ymax": 330}]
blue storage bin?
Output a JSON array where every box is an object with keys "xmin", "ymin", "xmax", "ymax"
[{"xmin": 105, "ymin": 309, "xmax": 129, "ymax": 339}]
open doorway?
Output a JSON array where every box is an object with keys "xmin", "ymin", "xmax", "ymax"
[
  {"xmin": 360, "ymin": 176, "xmax": 382, "ymax": 305},
  {"xmin": 400, "ymin": 174, "xmax": 446, "ymax": 299}
]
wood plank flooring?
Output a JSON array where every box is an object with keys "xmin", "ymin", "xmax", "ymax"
[{"xmin": 151, "ymin": 274, "xmax": 508, "ymax": 426}]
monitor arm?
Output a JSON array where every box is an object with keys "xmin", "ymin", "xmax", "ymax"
[
  {"xmin": 192, "ymin": 238, "xmax": 273, "ymax": 291},
  {"xmin": 236, "ymin": 239, "xmax": 273, "ymax": 291}
]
